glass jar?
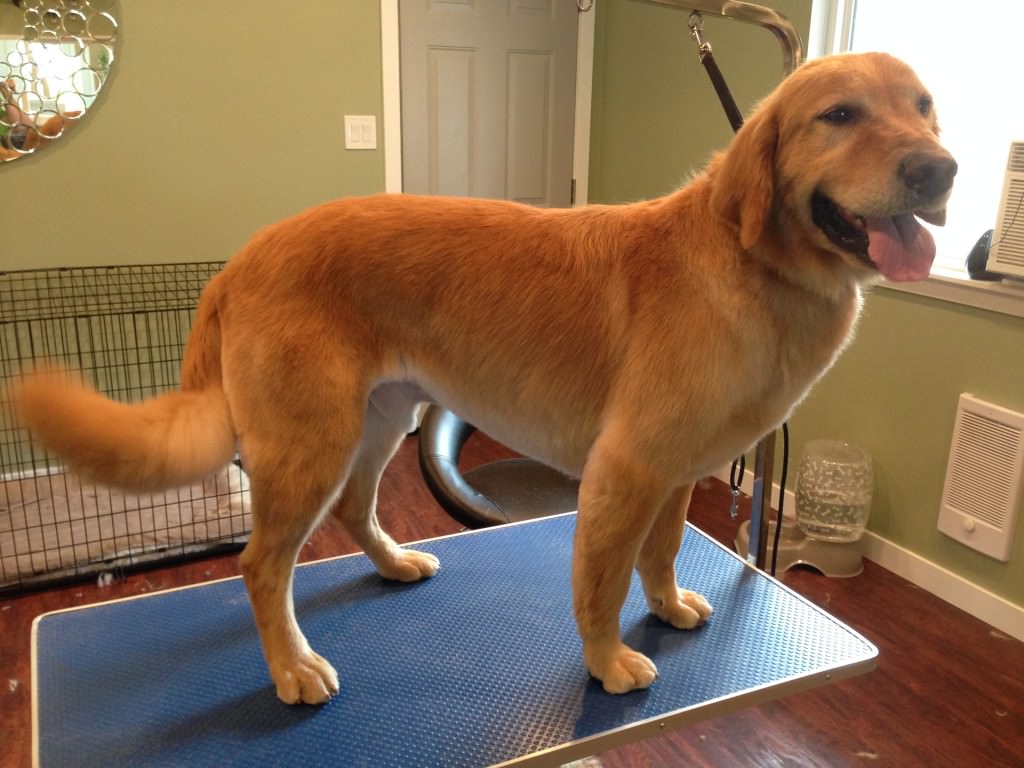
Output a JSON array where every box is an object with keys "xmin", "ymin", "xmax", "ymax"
[{"xmin": 795, "ymin": 440, "xmax": 873, "ymax": 543}]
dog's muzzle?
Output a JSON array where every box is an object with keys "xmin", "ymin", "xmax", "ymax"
[{"xmin": 900, "ymin": 150, "xmax": 958, "ymax": 204}]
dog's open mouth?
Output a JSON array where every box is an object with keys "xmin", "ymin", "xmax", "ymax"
[
  {"xmin": 811, "ymin": 191, "xmax": 939, "ymax": 282},
  {"xmin": 812, "ymin": 192, "xmax": 870, "ymax": 257}
]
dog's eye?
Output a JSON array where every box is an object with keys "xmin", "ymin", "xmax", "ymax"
[
  {"xmin": 820, "ymin": 106, "xmax": 857, "ymax": 125},
  {"xmin": 918, "ymin": 95, "xmax": 933, "ymax": 117}
]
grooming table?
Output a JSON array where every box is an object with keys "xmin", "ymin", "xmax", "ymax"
[{"xmin": 32, "ymin": 514, "xmax": 876, "ymax": 767}]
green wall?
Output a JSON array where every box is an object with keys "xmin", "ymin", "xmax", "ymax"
[
  {"xmin": 591, "ymin": 0, "xmax": 1024, "ymax": 610},
  {"xmin": 2, "ymin": 0, "xmax": 385, "ymax": 271}
]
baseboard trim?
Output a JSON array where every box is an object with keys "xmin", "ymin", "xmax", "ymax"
[{"xmin": 711, "ymin": 465, "xmax": 1024, "ymax": 642}]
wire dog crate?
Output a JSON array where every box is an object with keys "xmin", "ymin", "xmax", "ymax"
[{"xmin": 0, "ymin": 264, "xmax": 250, "ymax": 596}]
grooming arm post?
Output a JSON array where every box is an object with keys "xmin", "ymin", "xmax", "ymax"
[{"xmin": 747, "ymin": 430, "xmax": 776, "ymax": 568}]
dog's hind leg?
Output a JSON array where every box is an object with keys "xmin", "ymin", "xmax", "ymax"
[
  {"xmin": 635, "ymin": 483, "xmax": 714, "ymax": 629},
  {"xmin": 239, "ymin": 430, "xmax": 358, "ymax": 705},
  {"xmin": 329, "ymin": 397, "xmax": 440, "ymax": 582}
]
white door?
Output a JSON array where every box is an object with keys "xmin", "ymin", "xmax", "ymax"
[{"xmin": 399, "ymin": 0, "xmax": 579, "ymax": 206}]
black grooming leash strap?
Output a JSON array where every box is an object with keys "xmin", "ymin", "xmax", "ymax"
[{"xmin": 688, "ymin": 12, "xmax": 745, "ymax": 132}]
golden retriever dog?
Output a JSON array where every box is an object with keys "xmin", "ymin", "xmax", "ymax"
[{"xmin": 13, "ymin": 52, "xmax": 955, "ymax": 704}]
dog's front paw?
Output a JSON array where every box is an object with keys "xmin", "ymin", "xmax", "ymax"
[
  {"xmin": 585, "ymin": 642, "xmax": 658, "ymax": 694},
  {"xmin": 377, "ymin": 548, "xmax": 440, "ymax": 583},
  {"xmin": 271, "ymin": 648, "xmax": 340, "ymax": 705},
  {"xmin": 647, "ymin": 587, "xmax": 714, "ymax": 629}
]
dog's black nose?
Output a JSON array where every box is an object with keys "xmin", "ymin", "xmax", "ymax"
[{"xmin": 901, "ymin": 151, "xmax": 958, "ymax": 197}]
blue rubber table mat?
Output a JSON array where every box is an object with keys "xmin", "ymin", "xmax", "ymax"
[{"xmin": 33, "ymin": 514, "xmax": 876, "ymax": 767}]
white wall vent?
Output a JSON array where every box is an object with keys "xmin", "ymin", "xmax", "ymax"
[
  {"xmin": 987, "ymin": 141, "xmax": 1024, "ymax": 279},
  {"xmin": 938, "ymin": 393, "xmax": 1024, "ymax": 561}
]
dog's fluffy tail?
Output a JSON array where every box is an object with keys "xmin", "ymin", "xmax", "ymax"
[{"xmin": 10, "ymin": 278, "xmax": 235, "ymax": 493}]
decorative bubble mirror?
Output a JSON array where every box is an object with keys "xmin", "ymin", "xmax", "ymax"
[{"xmin": 0, "ymin": 0, "xmax": 118, "ymax": 164}]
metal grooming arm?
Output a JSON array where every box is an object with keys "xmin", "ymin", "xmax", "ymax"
[
  {"xmin": 632, "ymin": 0, "xmax": 804, "ymax": 571},
  {"xmin": 636, "ymin": 0, "xmax": 803, "ymax": 73}
]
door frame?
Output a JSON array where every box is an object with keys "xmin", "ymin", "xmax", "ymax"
[{"xmin": 379, "ymin": 0, "xmax": 595, "ymax": 205}]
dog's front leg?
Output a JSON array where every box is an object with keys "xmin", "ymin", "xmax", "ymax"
[
  {"xmin": 635, "ymin": 483, "xmax": 714, "ymax": 629},
  {"xmin": 573, "ymin": 440, "xmax": 669, "ymax": 694}
]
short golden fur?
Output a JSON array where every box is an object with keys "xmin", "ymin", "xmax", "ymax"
[{"xmin": 13, "ymin": 53, "xmax": 955, "ymax": 704}]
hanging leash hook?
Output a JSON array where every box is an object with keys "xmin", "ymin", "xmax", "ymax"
[{"xmin": 688, "ymin": 12, "xmax": 711, "ymax": 58}]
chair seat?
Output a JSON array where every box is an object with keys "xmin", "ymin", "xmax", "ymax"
[
  {"xmin": 464, "ymin": 458, "xmax": 579, "ymax": 523},
  {"xmin": 417, "ymin": 406, "xmax": 579, "ymax": 529}
]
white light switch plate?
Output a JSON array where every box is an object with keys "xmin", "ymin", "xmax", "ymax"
[{"xmin": 344, "ymin": 115, "xmax": 377, "ymax": 150}]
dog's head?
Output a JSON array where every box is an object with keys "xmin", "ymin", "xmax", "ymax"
[{"xmin": 710, "ymin": 52, "xmax": 957, "ymax": 284}]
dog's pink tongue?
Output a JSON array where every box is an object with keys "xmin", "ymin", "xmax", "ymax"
[{"xmin": 866, "ymin": 213, "xmax": 935, "ymax": 282}]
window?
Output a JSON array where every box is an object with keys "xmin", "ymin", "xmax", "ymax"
[{"xmin": 812, "ymin": 0, "xmax": 1024, "ymax": 317}]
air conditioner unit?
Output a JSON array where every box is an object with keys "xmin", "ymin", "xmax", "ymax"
[{"xmin": 987, "ymin": 141, "xmax": 1024, "ymax": 279}]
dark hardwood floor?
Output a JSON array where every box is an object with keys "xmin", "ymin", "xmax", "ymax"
[{"xmin": 2, "ymin": 433, "xmax": 1022, "ymax": 767}]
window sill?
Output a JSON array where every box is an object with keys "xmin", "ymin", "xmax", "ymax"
[{"xmin": 878, "ymin": 268, "xmax": 1024, "ymax": 319}]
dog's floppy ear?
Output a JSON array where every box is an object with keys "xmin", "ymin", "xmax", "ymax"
[{"xmin": 709, "ymin": 106, "xmax": 779, "ymax": 250}]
